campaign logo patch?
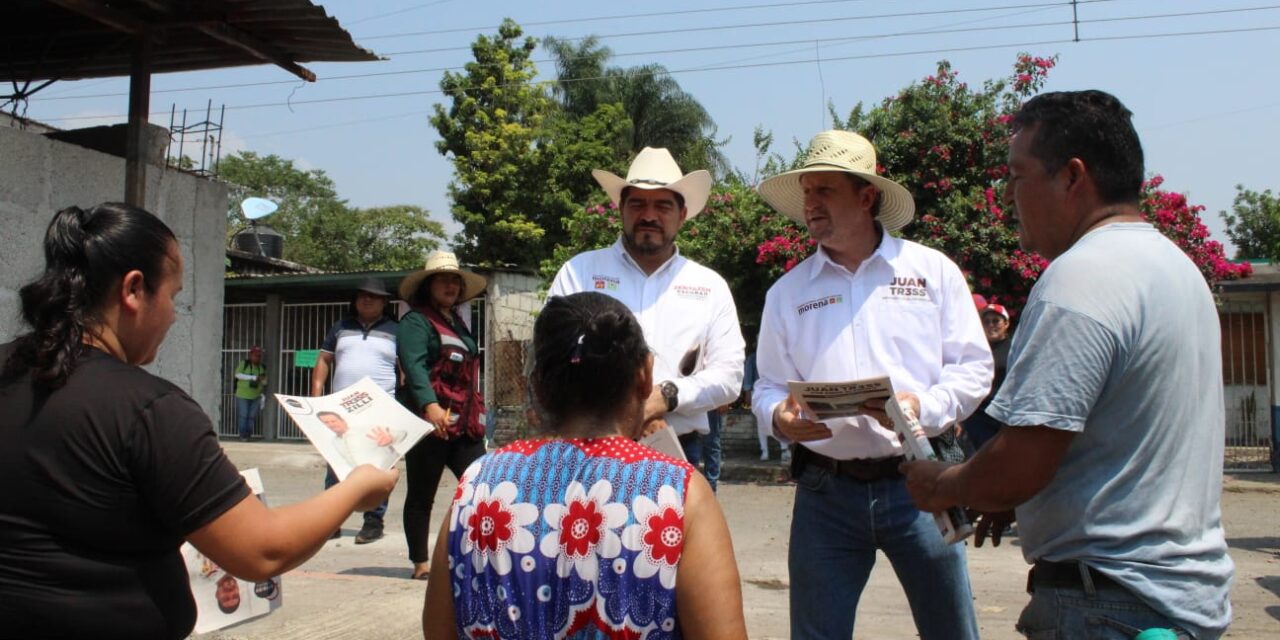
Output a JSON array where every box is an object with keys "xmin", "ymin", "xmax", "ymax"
[
  {"xmin": 796, "ymin": 294, "xmax": 843, "ymax": 316},
  {"xmin": 674, "ymin": 284, "xmax": 711, "ymax": 301},
  {"xmin": 592, "ymin": 275, "xmax": 620, "ymax": 291},
  {"xmin": 884, "ymin": 275, "xmax": 930, "ymax": 301}
]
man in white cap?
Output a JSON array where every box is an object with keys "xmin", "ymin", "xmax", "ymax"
[
  {"xmin": 752, "ymin": 130, "xmax": 991, "ymax": 639},
  {"xmin": 547, "ymin": 148, "xmax": 745, "ymax": 484}
]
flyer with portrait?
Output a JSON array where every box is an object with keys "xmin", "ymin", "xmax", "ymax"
[
  {"xmin": 275, "ymin": 376, "xmax": 434, "ymax": 481},
  {"xmin": 787, "ymin": 376, "xmax": 893, "ymax": 420},
  {"xmin": 181, "ymin": 468, "xmax": 282, "ymax": 633}
]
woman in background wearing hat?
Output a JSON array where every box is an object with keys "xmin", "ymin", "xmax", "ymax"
[
  {"xmin": 233, "ymin": 345, "xmax": 267, "ymax": 441},
  {"xmin": 397, "ymin": 250, "xmax": 489, "ymax": 580}
]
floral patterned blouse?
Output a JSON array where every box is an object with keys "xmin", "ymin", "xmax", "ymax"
[{"xmin": 446, "ymin": 436, "xmax": 695, "ymax": 639}]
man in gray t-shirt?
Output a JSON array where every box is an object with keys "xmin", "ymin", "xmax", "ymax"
[{"xmin": 903, "ymin": 90, "xmax": 1233, "ymax": 639}]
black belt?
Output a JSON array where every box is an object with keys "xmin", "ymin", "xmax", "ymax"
[
  {"xmin": 1028, "ymin": 560, "xmax": 1122, "ymax": 594},
  {"xmin": 798, "ymin": 447, "xmax": 904, "ymax": 482}
]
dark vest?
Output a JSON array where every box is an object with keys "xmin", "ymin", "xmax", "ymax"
[{"xmin": 417, "ymin": 306, "xmax": 485, "ymax": 440}]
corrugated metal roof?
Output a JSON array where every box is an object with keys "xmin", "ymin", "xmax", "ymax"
[{"xmin": 3, "ymin": 0, "xmax": 379, "ymax": 83}]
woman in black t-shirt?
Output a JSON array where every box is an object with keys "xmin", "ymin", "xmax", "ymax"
[{"xmin": 0, "ymin": 203, "xmax": 399, "ymax": 640}]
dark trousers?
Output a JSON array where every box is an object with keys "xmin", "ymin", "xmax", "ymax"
[{"xmin": 403, "ymin": 435, "xmax": 485, "ymax": 563}]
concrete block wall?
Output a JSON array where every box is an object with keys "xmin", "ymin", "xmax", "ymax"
[{"xmin": 0, "ymin": 124, "xmax": 228, "ymax": 423}]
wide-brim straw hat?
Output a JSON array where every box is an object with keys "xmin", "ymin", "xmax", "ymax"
[
  {"xmin": 398, "ymin": 250, "xmax": 487, "ymax": 303},
  {"xmin": 757, "ymin": 130, "xmax": 915, "ymax": 231},
  {"xmin": 591, "ymin": 147, "xmax": 713, "ymax": 218}
]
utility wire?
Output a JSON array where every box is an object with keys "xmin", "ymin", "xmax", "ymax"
[
  {"xmin": 346, "ymin": 0, "xmax": 454, "ymax": 27},
  {"xmin": 40, "ymin": 23, "xmax": 1279, "ymax": 123},
  {"xmin": 253, "ymin": 2, "xmax": 1057, "ymax": 139},
  {"xmin": 379, "ymin": 1, "xmax": 1097, "ymax": 54},
  {"xmin": 355, "ymin": 0, "xmax": 888, "ymax": 40},
  {"xmin": 40, "ymin": 3, "xmax": 1273, "ymax": 102},
  {"xmin": 40, "ymin": 19, "xmax": 1075, "ymax": 101}
]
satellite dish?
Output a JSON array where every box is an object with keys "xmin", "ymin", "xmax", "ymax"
[{"xmin": 241, "ymin": 197, "xmax": 278, "ymax": 220}]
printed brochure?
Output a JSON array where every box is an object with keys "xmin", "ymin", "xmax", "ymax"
[{"xmin": 275, "ymin": 377, "xmax": 434, "ymax": 481}]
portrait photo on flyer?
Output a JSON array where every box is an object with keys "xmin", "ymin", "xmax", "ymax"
[
  {"xmin": 275, "ymin": 377, "xmax": 434, "ymax": 481},
  {"xmin": 180, "ymin": 469, "xmax": 282, "ymax": 634}
]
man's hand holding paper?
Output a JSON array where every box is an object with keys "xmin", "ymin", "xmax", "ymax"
[
  {"xmin": 859, "ymin": 391, "xmax": 920, "ymax": 431},
  {"xmin": 772, "ymin": 395, "xmax": 833, "ymax": 442}
]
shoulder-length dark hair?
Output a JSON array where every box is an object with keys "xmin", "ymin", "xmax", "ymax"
[{"xmin": 3, "ymin": 203, "xmax": 176, "ymax": 388}]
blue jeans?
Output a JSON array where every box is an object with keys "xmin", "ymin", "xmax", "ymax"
[
  {"xmin": 703, "ymin": 410, "xmax": 722, "ymax": 491},
  {"xmin": 324, "ymin": 466, "xmax": 387, "ymax": 523},
  {"xmin": 679, "ymin": 413, "xmax": 723, "ymax": 492},
  {"xmin": 788, "ymin": 465, "xmax": 979, "ymax": 640},
  {"xmin": 1017, "ymin": 575, "xmax": 1192, "ymax": 639},
  {"xmin": 235, "ymin": 396, "xmax": 260, "ymax": 439}
]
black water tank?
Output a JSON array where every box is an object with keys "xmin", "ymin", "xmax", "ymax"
[{"xmin": 234, "ymin": 224, "xmax": 284, "ymax": 258}]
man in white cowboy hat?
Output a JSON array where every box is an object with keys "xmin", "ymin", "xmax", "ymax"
[
  {"xmin": 547, "ymin": 147, "xmax": 745, "ymax": 483},
  {"xmin": 751, "ymin": 129, "xmax": 991, "ymax": 639},
  {"xmin": 311, "ymin": 276, "xmax": 399, "ymax": 544},
  {"xmin": 903, "ymin": 91, "xmax": 1233, "ymax": 639}
]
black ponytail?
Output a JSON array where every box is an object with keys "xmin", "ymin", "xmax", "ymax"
[
  {"xmin": 3, "ymin": 203, "xmax": 176, "ymax": 388},
  {"xmin": 532, "ymin": 292, "xmax": 650, "ymax": 429}
]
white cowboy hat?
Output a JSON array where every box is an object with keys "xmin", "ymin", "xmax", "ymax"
[
  {"xmin": 398, "ymin": 250, "xmax": 487, "ymax": 303},
  {"xmin": 591, "ymin": 147, "xmax": 713, "ymax": 218},
  {"xmin": 757, "ymin": 130, "xmax": 915, "ymax": 232}
]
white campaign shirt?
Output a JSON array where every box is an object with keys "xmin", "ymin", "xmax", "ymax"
[
  {"xmin": 548, "ymin": 238, "xmax": 745, "ymax": 435},
  {"xmin": 752, "ymin": 234, "xmax": 992, "ymax": 460}
]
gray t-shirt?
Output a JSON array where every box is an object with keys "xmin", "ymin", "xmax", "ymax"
[{"xmin": 988, "ymin": 223, "xmax": 1233, "ymax": 639}]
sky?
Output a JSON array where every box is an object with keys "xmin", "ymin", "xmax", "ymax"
[{"xmin": 17, "ymin": 0, "xmax": 1280, "ymax": 254}]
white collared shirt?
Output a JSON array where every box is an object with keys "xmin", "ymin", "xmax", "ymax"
[
  {"xmin": 548, "ymin": 238, "xmax": 745, "ymax": 435},
  {"xmin": 752, "ymin": 234, "xmax": 992, "ymax": 460}
]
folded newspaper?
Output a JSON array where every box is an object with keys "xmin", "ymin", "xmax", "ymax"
[
  {"xmin": 275, "ymin": 377, "xmax": 434, "ymax": 481},
  {"xmin": 787, "ymin": 376, "xmax": 894, "ymax": 420},
  {"xmin": 789, "ymin": 375, "xmax": 973, "ymax": 544}
]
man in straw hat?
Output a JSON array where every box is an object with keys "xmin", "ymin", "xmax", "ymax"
[
  {"xmin": 903, "ymin": 91, "xmax": 1233, "ymax": 639},
  {"xmin": 547, "ymin": 147, "xmax": 745, "ymax": 486},
  {"xmin": 751, "ymin": 129, "xmax": 992, "ymax": 639},
  {"xmin": 311, "ymin": 276, "xmax": 399, "ymax": 544}
]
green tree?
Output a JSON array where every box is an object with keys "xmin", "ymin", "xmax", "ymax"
[
  {"xmin": 430, "ymin": 19, "xmax": 552, "ymax": 267},
  {"xmin": 292, "ymin": 205, "xmax": 445, "ymax": 272},
  {"xmin": 1222, "ymin": 185, "xmax": 1280, "ymax": 261},
  {"xmin": 220, "ymin": 150, "xmax": 344, "ymax": 252},
  {"xmin": 544, "ymin": 36, "xmax": 729, "ymax": 176},
  {"xmin": 220, "ymin": 151, "xmax": 444, "ymax": 271}
]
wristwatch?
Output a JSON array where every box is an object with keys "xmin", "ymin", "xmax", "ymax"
[{"xmin": 659, "ymin": 380, "xmax": 679, "ymax": 413}]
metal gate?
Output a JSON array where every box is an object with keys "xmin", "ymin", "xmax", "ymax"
[
  {"xmin": 220, "ymin": 303, "xmax": 268, "ymax": 438},
  {"xmin": 276, "ymin": 302, "xmax": 349, "ymax": 440},
  {"xmin": 1219, "ymin": 298, "xmax": 1272, "ymax": 471},
  {"xmin": 221, "ymin": 297, "xmax": 491, "ymax": 441}
]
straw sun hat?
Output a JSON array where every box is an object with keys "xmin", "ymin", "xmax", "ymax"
[
  {"xmin": 398, "ymin": 250, "xmax": 487, "ymax": 303},
  {"xmin": 757, "ymin": 130, "xmax": 916, "ymax": 232},
  {"xmin": 591, "ymin": 147, "xmax": 713, "ymax": 218}
]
